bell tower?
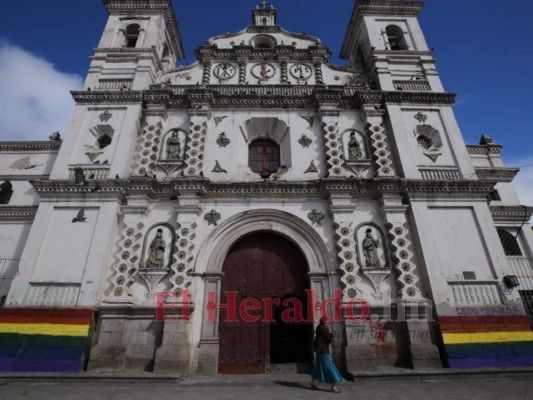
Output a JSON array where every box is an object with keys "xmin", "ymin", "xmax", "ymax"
[
  {"xmin": 84, "ymin": 0, "xmax": 185, "ymax": 91},
  {"xmin": 341, "ymin": 0, "xmax": 444, "ymax": 92}
]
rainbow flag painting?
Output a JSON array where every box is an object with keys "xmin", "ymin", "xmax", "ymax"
[
  {"xmin": 0, "ymin": 308, "xmax": 93, "ymax": 372},
  {"xmin": 439, "ymin": 315, "xmax": 533, "ymax": 368}
]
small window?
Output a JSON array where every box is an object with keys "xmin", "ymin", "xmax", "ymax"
[
  {"xmin": 249, "ymin": 139, "xmax": 280, "ymax": 174},
  {"xmin": 0, "ymin": 181, "xmax": 13, "ymax": 205},
  {"xmin": 417, "ymin": 135, "xmax": 431, "ymax": 149},
  {"xmin": 253, "ymin": 35, "xmax": 276, "ymax": 49},
  {"xmin": 497, "ymin": 229, "xmax": 523, "ymax": 256},
  {"xmin": 97, "ymin": 133, "xmax": 113, "ymax": 149},
  {"xmin": 386, "ymin": 25, "xmax": 408, "ymax": 51},
  {"xmin": 125, "ymin": 24, "xmax": 141, "ymax": 48}
]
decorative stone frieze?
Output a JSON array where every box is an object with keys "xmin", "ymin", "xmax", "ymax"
[{"xmin": 334, "ymin": 222, "xmax": 362, "ymax": 301}]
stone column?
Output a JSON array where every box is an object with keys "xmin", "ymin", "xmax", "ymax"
[
  {"xmin": 202, "ymin": 59, "xmax": 212, "ymax": 85},
  {"xmin": 280, "ymin": 58, "xmax": 289, "ymax": 84},
  {"xmin": 313, "ymin": 58, "xmax": 324, "ymax": 85},
  {"xmin": 237, "ymin": 57, "xmax": 247, "ymax": 84},
  {"xmin": 317, "ymin": 97, "xmax": 347, "ymax": 178},
  {"xmin": 380, "ymin": 194, "xmax": 441, "ymax": 368},
  {"xmin": 196, "ymin": 272, "xmax": 223, "ymax": 375}
]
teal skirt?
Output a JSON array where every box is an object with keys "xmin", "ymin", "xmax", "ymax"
[{"xmin": 310, "ymin": 351, "xmax": 343, "ymax": 384}]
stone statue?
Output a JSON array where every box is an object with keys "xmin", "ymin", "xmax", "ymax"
[
  {"xmin": 146, "ymin": 229, "xmax": 166, "ymax": 268},
  {"xmin": 362, "ymin": 229, "xmax": 381, "ymax": 268},
  {"xmin": 74, "ymin": 167, "xmax": 86, "ymax": 186},
  {"xmin": 166, "ymin": 131, "xmax": 181, "ymax": 159},
  {"xmin": 348, "ymin": 132, "xmax": 363, "ymax": 159}
]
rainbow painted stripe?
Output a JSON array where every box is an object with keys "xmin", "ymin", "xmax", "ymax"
[
  {"xmin": 439, "ymin": 315, "xmax": 533, "ymax": 368},
  {"xmin": 0, "ymin": 308, "xmax": 92, "ymax": 373}
]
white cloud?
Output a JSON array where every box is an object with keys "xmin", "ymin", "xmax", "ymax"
[{"xmin": 0, "ymin": 40, "xmax": 83, "ymax": 141}]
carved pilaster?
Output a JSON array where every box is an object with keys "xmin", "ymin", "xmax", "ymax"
[
  {"xmin": 131, "ymin": 118, "xmax": 165, "ymax": 177},
  {"xmin": 202, "ymin": 60, "xmax": 212, "ymax": 85},
  {"xmin": 183, "ymin": 115, "xmax": 208, "ymax": 177},
  {"xmin": 238, "ymin": 58, "xmax": 247, "ymax": 84},
  {"xmin": 320, "ymin": 117, "xmax": 347, "ymax": 178},
  {"xmin": 280, "ymin": 58, "xmax": 289, "ymax": 84},
  {"xmin": 313, "ymin": 59, "xmax": 324, "ymax": 85},
  {"xmin": 380, "ymin": 196, "xmax": 423, "ymax": 301},
  {"xmin": 362, "ymin": 105, "xmax": 396, "ymax": 177}
]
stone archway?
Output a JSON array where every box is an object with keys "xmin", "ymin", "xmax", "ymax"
[{"xmin": 193, "ymin": 209, "xmax": 336, "ymax": 375}]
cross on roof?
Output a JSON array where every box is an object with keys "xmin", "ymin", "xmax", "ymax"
[{"xmin": 258, "ymin": 1, "xmax": 273, "ymax": 10}]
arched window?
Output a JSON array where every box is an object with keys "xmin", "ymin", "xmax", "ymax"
[
  {"xmin": 0, "ymin": 181, "xmax": 13, "ymax": 205},
  {"xmin": 125, "ymin": 24, "xmax": 140, "ymax": 48},
  {"xmin": 497, "ymin": 229, "xmax": 523, "ymax": 256},
  {"xmin": 386, "ymin": 25, "xmax": 408, "ymax": 51},
  {"xmin": 253, "ymin": 35, "xmax": 276, "ymax": 49},
  {"xmin": 249, "ymin": 139, "xmax": 280, "ymax": 174}
]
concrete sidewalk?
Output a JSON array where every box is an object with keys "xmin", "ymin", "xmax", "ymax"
[{"xmin": 1, "ymin": 372, "xmax": 533, "ymax": 400}]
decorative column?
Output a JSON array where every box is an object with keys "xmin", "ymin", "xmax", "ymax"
[
  {"xmin": 237, "ymin": 57, "xmax": 247, "ymax": 84},
  {"xmin": 153, "ymin": 189, "xmax": 202, "ymax": 374},
  {"xmin": 362, "ymin": 104, "xmax": 396, "ymax": 177},
  {"xmin": 313, "ymin": 58, "xmax": 324, "ymax": 85},
  {"xmin": 183, "ymin": 95, "xmax": 211, "ymax": 178},
  {"xmin": 380, "ymin": 194, "xmax": 441, "ymax": 368},
  {"xmin": 317, "ymin": 96, "xmax": 348, "ymax": 178},
  {"xmin": 280, "ymin": 57, "xmax": 289, "ymax": 84},
  {"xmin": 202, "ymin": 59, "xmax": 212, "ymax": 85}
]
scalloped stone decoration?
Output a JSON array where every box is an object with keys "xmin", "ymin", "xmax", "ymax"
[
  {"xmin": 131, "ymin": 121, "xmax": 163, "ymax": 176},
  {"xmin": 334, "ymin": 222, "xmax": 362, "ymax": 301},
  {"xmin": 367, "ymin": 123, "xmax": 396, "ymax": 177}
]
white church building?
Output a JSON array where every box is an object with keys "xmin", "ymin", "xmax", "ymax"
[{"xmin": 1, "ymin": 0, "xmax": 532, "ymax": 374}]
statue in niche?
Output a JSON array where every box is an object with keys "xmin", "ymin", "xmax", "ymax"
[
  {"xmin": 166, "ymin": 131, "xmax": 181, "ymax": 160},
  {"xmin": 348, "ymin": 132, "xmax": 363, "ymax": 159},
  {"xmin": 362, "ymin": 229, "xmax": 381, "ymax": 268},
  {"xmin": 146, "ymin": 229, "xmax": 166, "ymax": 268}
]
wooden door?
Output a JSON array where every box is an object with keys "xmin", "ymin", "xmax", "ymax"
[{"xmin": 218, "ymin": 233, "xmax": 309, "ymax": 373}]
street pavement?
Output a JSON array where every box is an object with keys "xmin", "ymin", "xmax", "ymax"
[{"xmin": 1, "ymin": 372, "xmax": 533, "ymax": 399}]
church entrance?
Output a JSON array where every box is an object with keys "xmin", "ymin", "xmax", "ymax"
[{"xmin": 218, "ymin": 232, "xmax": 313, "ymax": 373}]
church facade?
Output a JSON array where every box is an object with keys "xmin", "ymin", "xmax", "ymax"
[{"xmin": 1, "ymin": 0, "xmax": 533, "ymax": 374}]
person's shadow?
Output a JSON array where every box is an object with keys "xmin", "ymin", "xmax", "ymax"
[{"xmin": 272, "ymin": 380, "xmax": 308, "ymax": 390}]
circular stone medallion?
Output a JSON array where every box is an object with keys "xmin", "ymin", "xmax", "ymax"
[
  {"xmin": 251, "ymin": 63, "xmax": 276, "ymax": 81},
  {"xmin": 289, "ymin": 63, "xmax": 312, "ymax": 80},
  {"xmin": 213, "ymin": 63, "xmax": 236, "ymax": 80}
]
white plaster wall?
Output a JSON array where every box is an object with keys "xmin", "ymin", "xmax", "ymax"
[
  {"xmin": 210, "ymin": 31, "xmax": 319, "ymax": 50},
  {"xmin": 0, "ymin": 152, "xmax": 56, "ymax": 177}
]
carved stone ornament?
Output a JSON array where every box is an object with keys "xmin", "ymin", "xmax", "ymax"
[
  {"xmin": 216, "ymin": 133, "xmax": 231, "ymax": 148},
  {"xmin": 85, "ymin": 152, "xmax": 103, "ymax": 162},
  {"xmin": 300, "ymin": 116, "xmax": 314, "ymax": 127},
  {"xmin": 423, "ymin": 152, "xmax": 441, "ymax": 163},
  {"xmin": 99, "ymin": 111, "xmax": 112, "ymax": 122},
  {"xmin": 251, "ymin": 63, "xmax": 275, "ymax": 81},
  {"xmin": 289, "ymin": 64, "xmax": 312, "ymax": 80},
  {"xmin": 304, "ymin": 161, "xmax": 318, "ymax": 174},
  {"xmin": 138, "ymin": 269, "xmax": 169, "ymax": 299},
  {"xmin": 214, "ymin": 116, "xmax": 228, "ymax": 126},
  {"xmin": 307, "ymin": 209, "xmax": 325, "ymax": 225},
  {"xmin": 49, "ymin": 131, "xmax": 61, "ymax": 141},
  {"xmin": 414, "ymin": 112, "xmax": 428, "ymax": 124},
  {"xmin": 298, "ymin": 135, "xmax": 312, "ymax": 148},
  {"xmin": 364, "ymin": 270, "xmax": 390, "ymax": 300},
  {"xmin": 205, "ymin": 210, "xmax": 221, "ymax": 226},
  {"xmin": 212, "ymin": 160, "xmax": 227, "ymax": 173},
  {"xmin": 213, "ymin": 64, "xmax": 237, "ymax": 80}
]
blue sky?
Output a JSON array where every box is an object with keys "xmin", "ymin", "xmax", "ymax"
[{"xmin": 0, "ymin": 0, "xmax": 532, "ymax": 203}]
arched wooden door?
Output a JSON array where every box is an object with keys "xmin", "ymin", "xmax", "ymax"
[{"xmin": 218, "ymin": 232, "xmax": 312, "ymax": 373}]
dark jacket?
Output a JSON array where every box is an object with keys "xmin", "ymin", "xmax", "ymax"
[{"xmin": 313, "ymin": 323, "xmax": 332, "ymax": 354}]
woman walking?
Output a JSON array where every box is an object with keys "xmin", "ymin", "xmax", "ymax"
[{"xmin": 308, "ymin": 318, "xmax": 343, "ymax": 393}]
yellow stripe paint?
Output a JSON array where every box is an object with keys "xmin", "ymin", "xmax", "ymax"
[
  {"xmin": 0, "ymin": 323, "xmax": 89, "ymax": 337},
  {"xmin": 443, "ymin": 331, "xmax": 533, "ymax": 345}
]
